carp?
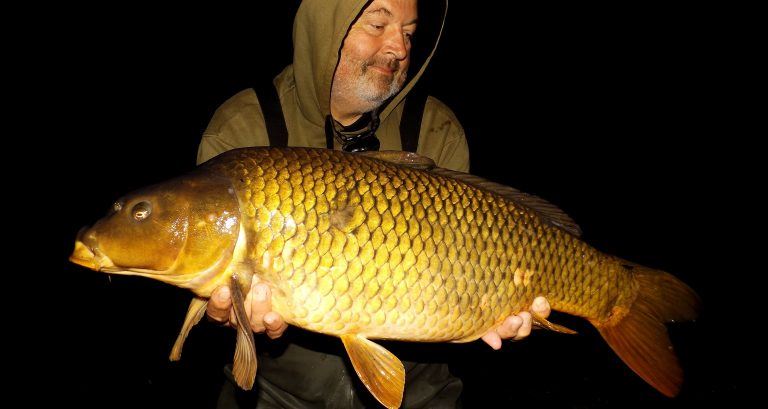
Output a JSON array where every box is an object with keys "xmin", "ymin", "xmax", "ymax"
[{"xmin": 70, "ymin": 147, "xmax": 699, "ymax": 408}]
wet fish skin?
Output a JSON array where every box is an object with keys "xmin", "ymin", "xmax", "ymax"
[{"xmin": 71, "ymin": 147, "xmax": 699, "ymax": 407}]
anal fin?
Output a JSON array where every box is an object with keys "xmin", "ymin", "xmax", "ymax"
[
  {"xmin": 532, "ymin": 311, "xmax": 578, "ymax": 334},
  {"xmin": 230, "ymin": 277, "xmax": 258, "ymax": 390},
  {"xmin": 341, "ymin": 334, "xmax": 404, "ymax": 409},
  {"xmin": 169, "ymin": 296, "xmax": 208, "ymax": 361}
]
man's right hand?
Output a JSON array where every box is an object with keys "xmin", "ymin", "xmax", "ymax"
[{"xmin": 207, "ymin": 283, "xmax": 288, "ymax": 339}]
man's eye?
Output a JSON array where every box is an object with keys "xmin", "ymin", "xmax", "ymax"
[{"xmin": 370, "ymin": 24, "xmax": 384, "ymax": 30}]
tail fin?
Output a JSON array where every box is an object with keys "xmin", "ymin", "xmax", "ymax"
[{"xmin": 592, "ymin": 263, "xmax": 700, "ymax": 397}]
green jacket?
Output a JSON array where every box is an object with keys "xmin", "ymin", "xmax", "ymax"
[
  {"xmin": 198, "ymin": 1, "xmax": 467, "ymax": 407},
  {"xmin": 197, "ymin": 0, "xmax": 468, "ymax": 172}
]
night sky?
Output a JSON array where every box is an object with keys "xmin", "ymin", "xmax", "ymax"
[{"xmin": 44, "ymin": 2, "xmax": 744, "ymax": 408}]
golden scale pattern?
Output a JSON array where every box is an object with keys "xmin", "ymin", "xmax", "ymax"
[{"xmin": 209, "ymin": 148, "xmax": 624, "ymax": 341}]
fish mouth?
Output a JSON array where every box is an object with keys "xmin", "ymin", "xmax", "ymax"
[
  {"xmin": 70, "ymin": 240, "xmax": 182, "ymax": 284},
  {"xmin": 69, "ymin": 241, "xmax": 162, "ymax": 276},
  {"xmin": 69, "ymin": 240, "xmax": 101, "ymax": 270},
  {"xmin": 70, "ymin": 240, "xmax": 122, "ymax": 273},
  {"xmin": 69, "ymin": 240, "xmax": 173, "ymax": 281},
  {"xmin": 99, "ymin": 266, "xmax": 166, "ymax": 277}
]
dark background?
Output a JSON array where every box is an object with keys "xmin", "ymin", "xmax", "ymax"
[{"xmin": 40, "ymin": 2, "xmax": 746, "ymax": 408}]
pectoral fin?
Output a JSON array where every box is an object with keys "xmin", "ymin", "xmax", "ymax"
[
  {"xmin": 230, "ymin": 277, "xmax": 257, "ymax": 390},
  {"xmin": 169, "ymin": 296, "xmax": 208, "ymax": 361},
  {"xmin": 532, "ymin": 312, "xmax": 578, "ymax": 334},
  {"xmin": 340, "ymin": 334, "xmax": 404, "ymax": 409}
]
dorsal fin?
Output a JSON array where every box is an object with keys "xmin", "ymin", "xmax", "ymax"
[
  {"xmin": 429, "ymin": 167, "xmax": 582, "ymax": 237},
  {"xmin": 356, "ymin": 150, "xmax": 436, "ymax": 170},
  {"xmin": 356, "ymin": 150, "xmax": 582, "ymax": 237}
]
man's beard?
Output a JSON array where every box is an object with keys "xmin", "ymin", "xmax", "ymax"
[
  {"xmin": 354, "ymin": 56, "xmax": 407, "ymax": 104},
  {"xmin": 333, "ymin": 55, "xmax": 408, "ymax": 114}
]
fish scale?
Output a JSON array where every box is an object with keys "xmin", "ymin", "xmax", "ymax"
[
  {"xmin": 206, "ymin": 147, "xmax": 610, "ymax": 341},
  {"xmin": 71, "ymin": 146, "xmax": 699, "ymax": 405}
]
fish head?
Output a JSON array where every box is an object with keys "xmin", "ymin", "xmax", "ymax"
[{"xmin": 70, "ymin": 172, "xmax": 242, "ymax": 291}]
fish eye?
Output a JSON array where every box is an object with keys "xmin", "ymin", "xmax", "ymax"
[{"xmin": 132, "ymin": 201, "xmax": 152, "ymax": 221}]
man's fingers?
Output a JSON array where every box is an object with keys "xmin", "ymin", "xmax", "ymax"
[
  {"xmin": 481, "ymin": 297, "xmax": 552, "ymax": 348},
  {"xmin": 207, "ymin": 286, "xmax": 232, "ymax": 323},
  {"xmin": 513, "ymin": 311, "xmax": 532, "ymax": 340},
  {"xmin": 481, "ymin": 331, "xmax": 502, "ymax": 350},
  {"xmin": 531, "ymin": 296, "xmax": 551, "ymax": 318},
  {"xmin": 249, "ymin": 283, "xmax": 272, "ymax": 332},
  {"xmin": 264, "ymin": 312, "xmax": 288, "ymax": 339},
  {"xmin": 495, "ymin": 315, "xmax": 523, "ymax": 339},
  {"xmin": 208, "ymin": 282, "xmax": 286, "ymax": 337}
]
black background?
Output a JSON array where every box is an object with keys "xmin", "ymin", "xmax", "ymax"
[{"xmin": 39, "ymin": 2, "xmax": 746, "ymax": 408}]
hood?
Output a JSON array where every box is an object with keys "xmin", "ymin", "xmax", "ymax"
[{"xmin": 291, "ymin": 0, "xmax": 448, "ymax": 127}]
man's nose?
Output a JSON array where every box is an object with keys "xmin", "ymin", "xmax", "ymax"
[{"xmin": 383, "ymin": 29, "xmax": 408, "ymax": 60}]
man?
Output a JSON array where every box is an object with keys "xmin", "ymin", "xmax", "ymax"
[{"xmin": 197, "ymin": 0, "xmax": 551, "ymax": 407}]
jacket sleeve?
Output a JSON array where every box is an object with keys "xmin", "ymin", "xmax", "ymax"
[
  {"xmin": 196, "ymin": 89, "xmax": 270, "ymax": 165},
  {"xmin": 417, "ymin": 96, "xmax": 470, "ymax": 172}
]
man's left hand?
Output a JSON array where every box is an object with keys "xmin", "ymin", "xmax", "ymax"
[{"xmin": 481, "ymin": 296, "xmax": 551, "ymax": 350}]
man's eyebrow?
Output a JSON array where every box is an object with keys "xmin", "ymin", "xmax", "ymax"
[
  {"xmin": 365, "ymin": 7, "xmax": 393, "ymax": 18},
  {"xmin": 365, "ymin": 7, "xmax": 418, "ymax": 26}
]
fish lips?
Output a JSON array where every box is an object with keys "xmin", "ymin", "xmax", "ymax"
[
  {"xmin": 69, "ymin": 240, "xmax": 100, "ymax": 270},
  {"xmin": 70, "ymin": 226, "xmax": 116, "ymax": 271}
]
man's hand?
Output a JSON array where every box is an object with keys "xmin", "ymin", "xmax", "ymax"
[
  {"xmin": 207, "ymin": 283, "xmax": 288, "ymax": 339},
  {"xmin": 481, "ymin": 296, "xmax": 551, "ymax": 350},
  {"xmin": 208, "ymin": 284, "xmax": 549, "ymax": 347}
]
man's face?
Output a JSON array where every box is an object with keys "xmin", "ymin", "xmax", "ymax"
[{"xmin": 331, "ymin": 0, "xmax": 418, "ymax": 115}]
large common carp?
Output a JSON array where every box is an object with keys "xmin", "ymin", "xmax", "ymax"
[{"xmin": 70, "ymin": 147, "xmax": 699, "ymax": 408}]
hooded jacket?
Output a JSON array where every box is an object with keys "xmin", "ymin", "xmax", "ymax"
[
  {"xmin": 197, "ymin": 0, "xmax": 468, "ymax": 173},
  {"xmin": 200, "ymin": 1, "xmax": 466, "ymax": 407}
]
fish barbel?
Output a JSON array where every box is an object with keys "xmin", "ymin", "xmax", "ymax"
[{"xmin": 70, "ymin": 147, "xmax": 699, "ymax": 408}]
